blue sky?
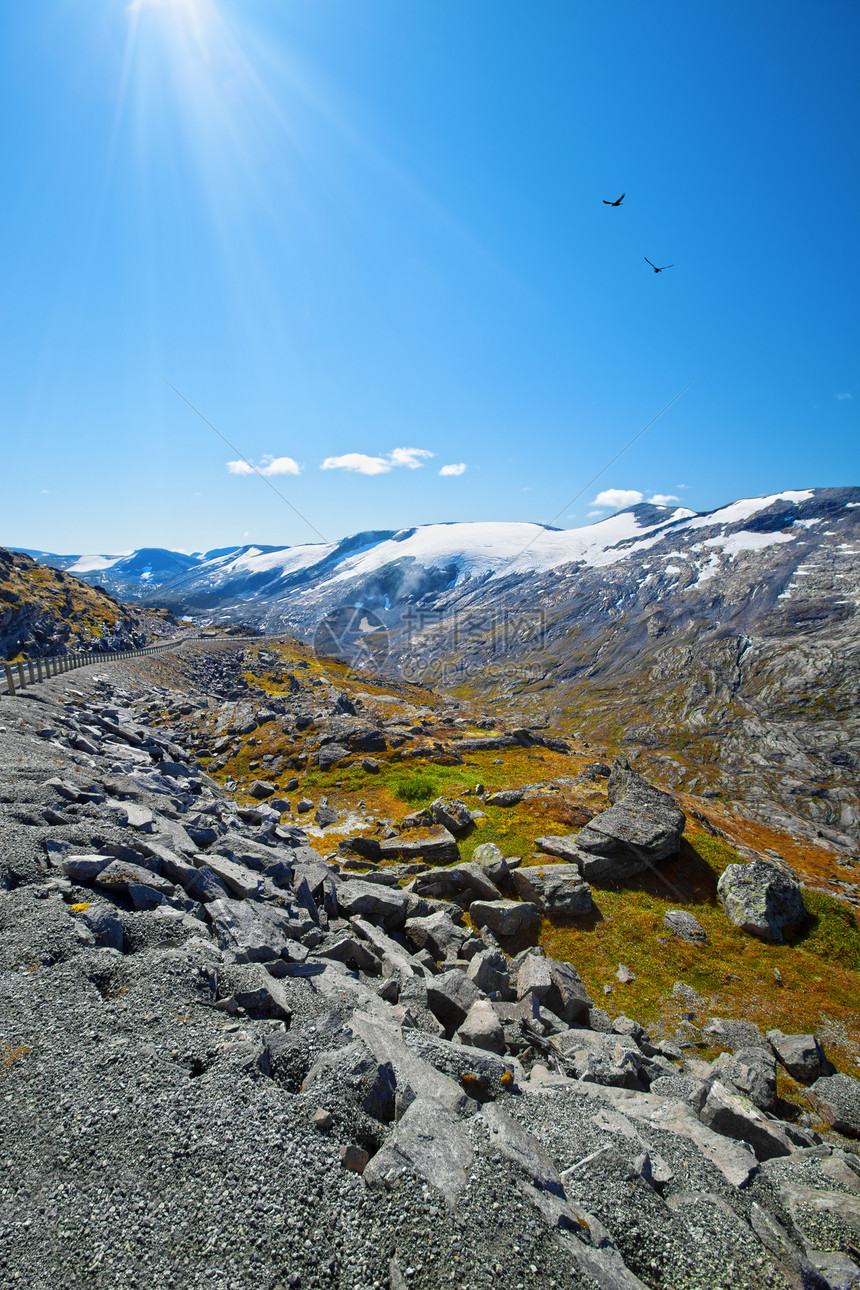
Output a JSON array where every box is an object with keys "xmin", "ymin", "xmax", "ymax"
[{"xmin": 2, "ymin": 0, "xmax": 858, "ymax": 554}]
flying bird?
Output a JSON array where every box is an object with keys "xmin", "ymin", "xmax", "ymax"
[
  {"xmin": 603, "ymin": 193, "xmax": 625, "ymax": 206},
  {"xmin": 645, "ymin": 257, "xmax": 674, "ymax": 273}
]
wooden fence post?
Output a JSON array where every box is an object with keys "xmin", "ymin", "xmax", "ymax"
[
  {"xmin": 4, "ymin": 663, "xmax": 15, "ymax": 695},
  {"xmin": 17, "ymin": 662, "xmax": 26, "ymax": 687}
]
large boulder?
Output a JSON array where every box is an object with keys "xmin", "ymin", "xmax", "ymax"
[
  {"xmin": 691, "ymin": 1080, "xmax": 794, "ymax": 1161},
  {"xmin": 403, "ymin": 910, "xmax": 468, "ymax": 961},
  {"xmin": 766, "ymin": 1029, "xmax": 833, "ymax": 1085},
  {"xmin": 471, "ymin": 842, "xmax": 510, "ymax": 883},
  {"xmin": 510, "ymin": 863, "xmax": 591, "ymax": 915},
  {"xmin": 571, "ymin": 759, "xmax": 686, "ymax": 880},
  {"xmin": 716, "ymin": 860, "xmax": 807, "ymax": 943},
  {"xmin": 709, "ymin": 1047, "xmax": 777, "ymax": 1112},
  {"xmin": 807, "ymin": 1072, "xmax": 860, "ymax": 1138}
]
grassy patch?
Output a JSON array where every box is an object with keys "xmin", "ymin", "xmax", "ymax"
[{"xmin": 392, "ymin": 772, "xmax": 440, "ymax": 804}]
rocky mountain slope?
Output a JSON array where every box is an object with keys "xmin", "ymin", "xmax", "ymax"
[
  {"xmin": 12, "ymin": 486, "xmax": 860, "ymax": 858},
  {"xmin": 0, "ymin": 548, "xmax": 181, "ymax": 661},
  {"xmin": 2, "ymin": 637, "xmax": 859, "ymax": 1289}
]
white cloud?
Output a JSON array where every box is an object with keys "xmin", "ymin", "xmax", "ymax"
[
  {"xmin": 648, "ymin": 493, "xmax": 680, "ymax": 505},
  {"xmin": 260, "ymin": 455, "xmax": 301, "ymax": 476},
  {"xmin": 321, "ymin": 453, "xmax": 391, "ymax": 475},
  {"xmin": 587, "ymin": 510, "xmax": 603, "ymax": 518},
  {"xmin": 439, "ymin": 462, "xmax": 467, "ymax": 477},
  {"xmin": 321, "ymin": 447, "xmax": 434, "ymax": 475},
  {"xmin": 389, "ymin": 447, "xmax": 434, "ymax": 469},
  {"xmin": 592, "ymin": 488, "xmax": 643, "ymax": 509},
  {"xmin": 836, "ymin": 392, "xmax": 853, "ymax": 400},
  {"xmin": 227, "ymin": 455, "xmax": 302, "ymax": 477}
]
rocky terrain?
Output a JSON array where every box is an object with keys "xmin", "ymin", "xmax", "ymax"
[
  {"xmin": 14, "ymin": 487, "xmax": 860, "ymax": 855},
  {"xmin": 0, "ymin": 548, "xmax": 181, "ymax": 661},
  {"xmin": 2, "ymin": 637, "xmax": 860, "ymax": 1290}
]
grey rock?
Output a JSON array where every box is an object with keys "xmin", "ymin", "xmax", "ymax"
[
  {"xmin": 425, "ymin": 969, "xmax": 483, "ymax": 1033},
  {"xmin": 571, "ymin": 1081, "xmax": 760, "ymax": 1188},
  {"xmin": 717, "ymin": 859, "xmax": 807, "ymax": 943},
  {"xmin": 710, "ymin": 1047, "xmax": 777, "ymax": 1111},
  {"xmin": 469, "ymin": 898, "xmax": 540, "ymax": 937},
  {"xmin": 60, "ymin": 854, "xmax": 112, "ymax": 883},
  {"xmin": 429, "ymin": 797, "xmax": 474, "ymax": 835},
  {"xmin": 350, "ymin": 916, "xmax": 427, "ymax": 981},
  {"xmin": 316, "ymin": 934, "xmax": 381, "ymax": 974},
  {"xmin": 378, "ymin": 827, "xmax": 460, "ymax": 865},
  {"xmin": 95, "ymin": 859, "xmax": 175, "ymax": 896},
  {"xmin": 809, "ymin": 1251, "xmax": 860, "ymax": 1290},
  {"xmin": 218, "ymin": 972, "xmax": 293, "ymax": 1022},
  {"xmin": 335, "ymin": 879, "xmax": 411, "ymax": 928},
  {"xmin": 691, "ymin": 1079, "xmax": 794, "ymax": 1160},
  {"xmin": 206, "ymin": 897, "xmax": 310, "ymax": 962},
  {"xmin": 303, "ymin": 1039, "xmax": 396, "ymax": 1123},
  {"xmin": 77, "ymin": 899, "xmax": 124, "ymax": 951},
  {"xmin": 516, "ymin": 952, "xmax": 553, "ymax": 1002},
  {"xmin": 779, "ymin": 1182, "xmax": 860, "ymax": 1250},
  {"xmin": 484, "ymin": 789, "xmax": 523, "ymax": 807},
  {"xmin": 466, "ymin": 948, "xmax": 511, "ymax": 997},
  {"xmin": 454, "ymin": 1000, "xmax": 505, "ymax": 1054},
  {"xmin": 543, "ymin": 958, "xmax": 593, "ymax": 1024},
  {"xmin": 767, "ymin": 1029, "xmax": 833, "ymax": 1085},
  {"xmin": 247, "ymin": 779, "xmax": 276, "ymax": 799},
  {"xmin": 408, "ymin": 861, "xmax": 501, "ymax": 903},
  {"xmin": 808, "ymin": 1072, "xmax": 860, "ymax": 1138},
  {"xmin": 511, "ymin": 863, "xmax": 592, "ymax": 915},
  {"xmin": 350, "ymin": 1013, "xmax": 473, "ymax": 1117},
  {"xmin": 572, "ymin": 760, "xmax": 686, "ymax": 879},
  {"xmin": 363, "ymin": 1096, "xmax": 474, "ymax": 1207},
  {"xmin": 204, "ymin": 853, "xmax": 266, "ymax": 900},
  {"xmin": 471, "ymin": 841, "xmax": 510, "ymax": 882},
  {"xmin": 183, "ymin": 864, "xmax": 232, "ymax": 904},
  {"xmin": 340, "ymin": 1144, "xmax": 370, "ymax": 1173},
  {"xmin": 404, "ymin": 910, "xmax": 467, "ymax": 960},
  {"xmin": 662, "ymin": 909, "xmax": 708, "ymax": 943},
  {"xmin": 314, "ymin": 804, "xmax": 340, "ymax": 827},
  {"xmin": 127, "ymin": 883, "xmax": 167, "ymax": 911},
  {"xmin": 318, "ymin": 743, "xmax": 349, "ymax": 771}
]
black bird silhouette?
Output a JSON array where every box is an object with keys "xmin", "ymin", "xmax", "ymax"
[
  {"xmin": 645, "ymin": 257, "xmax": 674, "ymax": 273},
  {"xmin": 603, "ymin": 193, "xmax": 625, "ymax": 206}
]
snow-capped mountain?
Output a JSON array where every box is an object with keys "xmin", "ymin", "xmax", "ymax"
[
  {"xmin": 14, "ymin": 489, "xmax": 860, "ymax": 631},
  {"xmin": 10, "ymin": 486, "xmax": 860, "ymax": 847}
]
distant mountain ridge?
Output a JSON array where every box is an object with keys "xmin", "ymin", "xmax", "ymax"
[{"xmin": 12, "ymin": 485, "xmax": 859, "ymax": 850}]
